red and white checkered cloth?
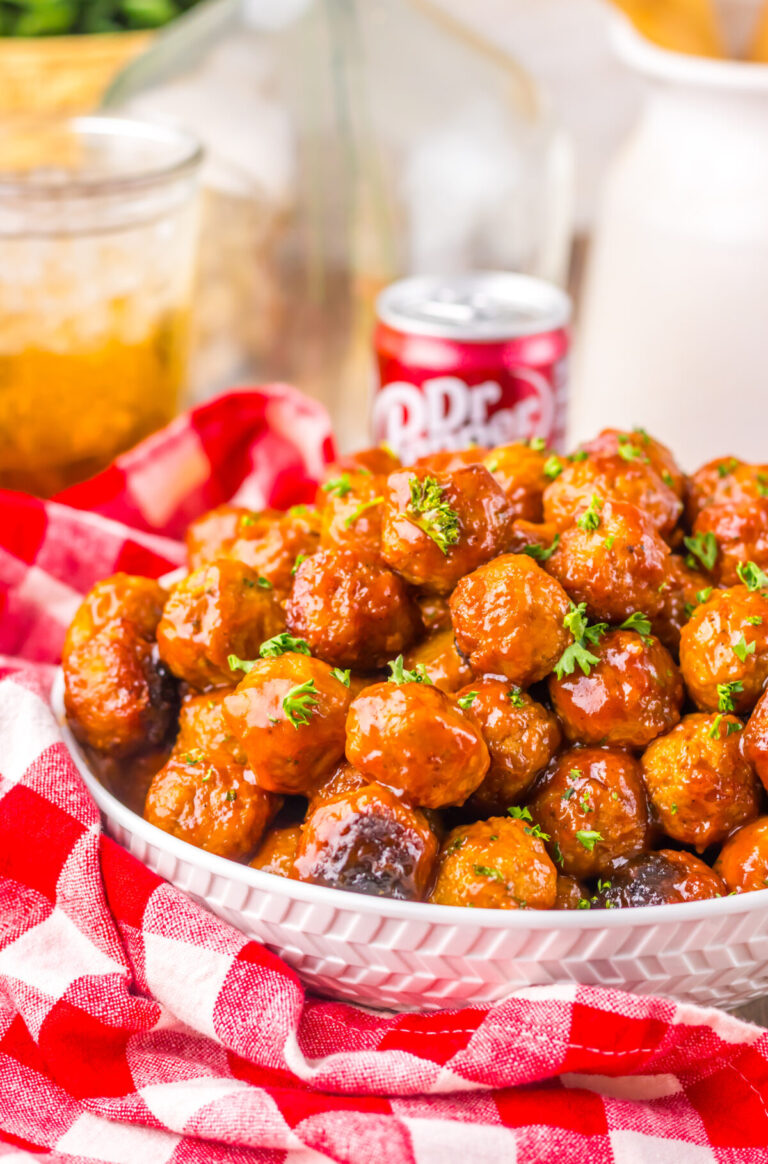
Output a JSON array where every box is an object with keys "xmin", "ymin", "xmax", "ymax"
[{"xmin": 1, "ymin": 386, "xmax": 768, "ymax": 1163}]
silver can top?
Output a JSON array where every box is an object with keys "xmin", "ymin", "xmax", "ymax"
[{"xmin": 376, "ymin": 271, "xmax": 572, "ymax": 342}]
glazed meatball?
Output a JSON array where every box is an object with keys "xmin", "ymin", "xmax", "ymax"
[
  {"xmin": 457, "ymin": 679, "xmax": 561, "ymax": 814},
  {"xmin": 317, "ymin": 468, "xmax": 385, "ymax": 557},
  {"xmin": 686, "ymin": 457, "xmax": 768, "ymax": 525},
  {"xmin": 679, "ymin": 584, "xmax": 768, "ymax": 714},
  {"xmin": 223, "ymin": 653, "xmax": 352, "ymax": 795},
  {"xmin": 742, "ymin": 688, "xmax": 768, "ymax": 792},
  {"xmin": 528, "ymin": 747, "xmax": 650, "ymax": 879},
  {"xmin": 482, "ymin": 441, "xmax": 552, "ymax": 521},
  {"xmin": 63, "ymin": 573, "xmax": 167, "ymax": 653},
  {"xmin": 144, "ymin": 754, "xmax": 279, "ymax": 860},
  {"xmin": 295, "ymin": 783, "xmax": 439, "ymax": 900},
  {"xmin": 381, "ymin": 464, "xmax": 512, "ymax": 594},
  {"xmin": 307, "ymin": 759, "xmax": 368, "ymax": 814},
  {"xmin": 413, "ymin": 448, "xmax": 487, "ymax": 474},
  {"xmin": 329, "ymin": 445, "xmax": 401, "ymax": 477},
  {"xmin": 401, "ymin": 629, "xmax": 474, "ymax": 693},
  {"xmin": 345, "ymin": 680, "xmax": 489, "ymax": 809},
  {"xmin": 543, "ymin": 452, "xmax": 682, "ymax": 538},
  {"xmin": 505, "ymin": 519, "xmax": 562, "ymax": 558},
  {"xmin": 249, "ymin": 823, "xmax": 302, "ymax": 878},
  {"xmin": 548, "ymin": 628, "xmax": 683, "ymax": 749},
  {"xmin": 594, "ymin": 850, "xmax": 725, "ymax": 908},
  {"xmin": 429, "ymin": 817, "xmax": 557, "ymax": 910},
  {"xmin": 157, "ymin": 559, "xmax": 286, "ymax": 690},
  {"xmin": 64, "ymin": 619, "xmax": 177, "ymax": 758},
  {"xmin": 641, "ymin": 713, "xmax": 760, "ymax": 850},
  {"xmin": 175, "ymin": 690, "xmax": 246, "ymax": 768},
  {"xmin": 554, "ymin": 875, "xmax": 587, "ymax": 910},
  {"xmin": 285, "ymin": 548, "xmax": 420, "ymax": 670},
  {"xmin": 227, "ymin": 505, "xmax": 321, "ymax": 597},
  {"xmin": 693, "ymin": 500, "xmax": 768, "ymax": 586},
  {"xmin": 652, "ymin": 555, "xmax": 713, "ymax": 656},
  {"xmin": 186, "ymin": 505, "xmax": 259, "ymax": 571},
  {"xmin": 714, "ymin": 817, "xmax": 768, "ymax": 893},
  {"xmin": 450, "ymin": 554, "xmax": 571, "ymax": 686},
  {"xmin": 546, "ymin": 498, "xmax": 669, "ymax": 623},
  {"xmin": 581, "ymin": 428, "xmax": 686, "ymax": 500}
]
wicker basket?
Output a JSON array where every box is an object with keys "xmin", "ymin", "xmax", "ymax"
[{"xmin": 0, "ymin": 30, "xmax": 154, "ymax": 115}]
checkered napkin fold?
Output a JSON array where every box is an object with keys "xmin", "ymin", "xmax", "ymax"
[{"xmin": 1, "ymin": 385, "xmax": 767, "ymax": 1164}]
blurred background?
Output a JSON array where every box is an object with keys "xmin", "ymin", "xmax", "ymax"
[{"xmin": 3, "ymin": 0, "xmax": 768, "ymax": 494}]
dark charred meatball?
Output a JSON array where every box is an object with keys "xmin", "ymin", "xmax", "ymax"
[
  {"xmin": 295, "ymin": 783, "xmax": 439, "ymax": 900},
  {"xmin": 594, "ymin": 850, "xmax": 725, "ymax": 908}
]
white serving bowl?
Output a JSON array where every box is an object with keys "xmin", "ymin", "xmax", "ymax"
[{"xmin": 53, "ymin": 672, "xmax": 768, "ymax": 1013}]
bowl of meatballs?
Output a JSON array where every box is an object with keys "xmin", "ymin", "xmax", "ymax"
[{"xmin": 55, "ymin": 430, "xmax": 768, "ymax": 1012}]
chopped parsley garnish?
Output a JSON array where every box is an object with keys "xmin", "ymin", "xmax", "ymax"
[
  {"xmin": 256, "ymin": 576, "xmax": 273, "ymax": 589},
  {"xmin": 405, "ymin": 476, "xmax": 460, "ymax": 554},
  {"xmin": 709, "ymin": 714, "xmax": 742, "ymax": 739},
  {"xmin": 322, "ymin": 473, "xmax": 353, "ymax": 498},
  {"xmin": 732, "ymin": 634, "xmax": 756, "ymax": 663},
  {"xmin": 620, "ymin": 611, "xmax": 653, "ymax": 642},
  {"xmin": 603, "ymin": 535, "xmax": 615, "ymax": 550},
  {"xmin": 737, "ymin": 561, "xmax": 768, "ymax": 591},
  {"xmin": 576, "ymin": 494, "xmax": 603, "ymax": 532},
  {"xmin": 697, "ymin": 587, "xmax": 713, "ymax": 604},
  {"xmin": 617, "ymin": 434, "xmax": 648, "ymax": 463},
  {"xmin": 570, "ymin": 450, "xmax": 588, "ymax": 463},
  {"xmin": 259, "ymin": 633, "xmax": 311, "ymax": 659},
  {"xmin": 670, "ymin": 804, "xmax": 677, "ymax": 814},
  {"xmin": 523, "ymin": 533, "xmax": 560, "ymax": 563},
  {"xmin": 577, "ymin": 898, "xmax": 592, "ymax": 910},
  {"xmin": 225, "ymin": 790, "xmax": 237, "ymax": 802},
  {"xmin": 524, "ymin": 822, "xmax": 550, "ymax": 841},
  {"xmin": 331, "ymin": 668, "xmax": 351, "ymax": 687},
  {"xmin": 747, "ymin": 615, "xmax": 763, "ymax": 626},
  {"xmin": 228, "ymin": 653, "xmax": 258, "ymax": 674},
  {"xmin": 717, "ymin": 680, "xmax": 744, "ymax": 712},
  {"xmin": 552, "ymin": 841, "xmax": 564, "ymax": 867},
  {"xmin": 182, "ymin": 749, "xmax": 203, "ymax": 765},
  {"xmin": 717, "ymin": 458, "xmax": 739, "ymax": 478},
  {"xmin": 446, "ymin": 835, "xmax": 466, "ymax": 855},
  {"xmin": 291, "ymin": 553, "xmax": 307, "ymax": 576},
  {"xmin": 575, "ymin": 829, "xmax": 603, "ymax": 852},
  {"xmin": 758, "ymin": 473, "xmax": 768, "ymax": 499},
  {"xmin": 508, "ymin": 686, "xmax": 526, "ymax": 707},
  {"xmin": 457, "ymin": 690, "xmax": 478, "ymax": 710},
  {"xmin": 485, "ymin": 457, "xmax": 500, "ymax": 473},
  {"xmin": 544, "ymin": 455, "xmax": 564, "ymax": 480},
  {"xmin": 683, "ymin": 531, "xmax": 718, "ymax": 571},
  {"xmin": 387, "ymin": 655, "xmax": 432, "ymax": 685},
  {"xmin": 661, "ymin": 470, "xmax": 674, "ymax": 488},
  {"xmin": 474, "ymin": 864, "xmax": 505, "ymax": 882},
  {"xmin": 344, "ymin": 495, "xmax": 384, "ymax": 529},
  {"xmin": 240, "ymin": 513, "xmax": 257, "ymax": 527},
  {"xmin": 528, "ymin": 437, "xmax": 547, "ymax": 451},
  {"xmin": 282, "ymin": 679, "xmax": 319, "ymax": 728},
  {"xmin": 553, "ymin": 602, "xmax": 607, "ymax": 680},
  {"xmin": 508, "ymin": 806, "xmax": 533, "ymax": 822}
]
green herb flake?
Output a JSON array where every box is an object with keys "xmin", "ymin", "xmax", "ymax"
[
  {"xmin": 569, "ymin": 450, "xmax": 588, "ymax": 463},
  {"xmin": 603, "ymin": 535, "xmax": 616, "ymax": 550},
  {"xmin": 696, "ymin": 587, "xmax": 713, "ymax": 605},
  {"xmin": 474, "ymin": 864, "xmax": 505, "ymax": 882},
  {"xmin": 344, "ymin": 495, "xmax": 384, "ymax": 529},
  {"xmin": 661, "ymin": 470, "xmax": 674, "ymax": 487},
  {"xmin": 747, "ymin": 615, "xmax": 763, "ymax": 626},
  {"xmin": 387, "ymin": 655, "xmax": 433, "ymax": 685},
  {"xmin": 524, "ymin": 823, "xmax": 550, "ymax": 841},
  {"xmin": 620, "ymin": 611, "xmax": 653, "ymax": 642},
  {"xmin": 240, "ymin": 514, "xmax": 257, "ymax": 528},
  {"xmin": 617, "ymin": 434, "xmax": 648, "ymax": 463},
  {"xmin": 554, "ymin": 602, "xmax": 607, "ymax": 680},
  {"xmin": 508, "ymin": 686, "xmax": 526, "ymax": 707},
  {"xmin": 259, "ymin": 633, "xmax": 312, "ymax": 659},
  {"xmin": 291, "ymin": 553, "xmax": 308, "ymax": 576},
  {"xmin": 576, "ymin": 494, "xmax": 603, "ymax": 532},
  {"xmin": 405, "ymin": 475, "xmax": 461, "ymax": 554},
  {"xmin": 575, "ymin": 829, "xmax": 603, "ymax": 852},
  {"xmin": 553, "ymin": 841, "xmax": 565, "ymax": 867},
  {"xmin": 577, "ymin": 898, "xmax": 592, "ymax": 910},
  {"xmin": 182, "ymin": 749, "xmax": 204, "ymax": 765},
  {"xmin": 282, "ymin": 679, "xmax": 320, "ymax": 728},
  {"xmin": 331, "ymin": 668, "xmax": 351, "ymax": 687},
  {"xmin": 717, "ymin": 458, "xmax": 739, "ymax": 478},
  {"xmin": 256, "ymin": 576, "xmax": 273, "ymax": 589},
  {"xmin": 446, "ymin": 835, "xmax": 466, "ymax": 856},
  {"xmin": 322, "ymin": 473, "xmax": 353, "ymax": 498},
  {"xmin": 737, "ymin": 561, "xmax": 768, "ymax": 591},
  {"xmin": 683, "ymin": 531, "xmax": 718, "ymax": 572},
  {"xmin": 732, "ymin": 634, "xmax": 756, "ymax": 663},
  {"xmin": 544, "ymin": 455, "xmax": 564, "ymax": 481},
  {"xmin": 225, "ymin": 790, "xmax": 237, "ymax": 802},
  {"xmin": 485, "ymin": 457, "xmax": 500, "ymax": 473},
  {"xmin": 522, "ymin": 533, "xmax": 561, "ymax": 564},
  {"xmin": 228, "ymin": 653, "xmax": 258, "ymax": 675},
  {"xmin": 717, "ymin": 680, "xmax": 744, "ymax": 712},
  {"xmin": 528, "ymin": 437, "xmax": 547, "ymax": 451},
  {"xmin": 508, "ymin": 806, "xmax": 533, "ymax": 822},
  {"xmin": 457, "ymin": 690, "xmax": 478, "ymax": 710}
]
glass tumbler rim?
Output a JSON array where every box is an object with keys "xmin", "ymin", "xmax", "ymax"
[{"xmin": 0, "ymin": 114, "xmax": 204, "ymax": 201}]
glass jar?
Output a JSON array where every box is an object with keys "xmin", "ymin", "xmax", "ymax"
[{"xmin": 0, "ymin": 115, "xmax": 202, "ymax": 496}]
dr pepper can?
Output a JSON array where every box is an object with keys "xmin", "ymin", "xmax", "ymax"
[{"xmin": 372, "ymin": 272, "xmax": 571, "ymax": 463}]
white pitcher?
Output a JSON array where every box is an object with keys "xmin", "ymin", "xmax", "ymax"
[{"xmin": 574, "ymin": 14, "xmax": 768, "ymax": 468}]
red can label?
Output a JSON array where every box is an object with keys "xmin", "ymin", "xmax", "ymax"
[{"xmin": 373, "ymin": 321, "xmax": 569, "ymax": 464}]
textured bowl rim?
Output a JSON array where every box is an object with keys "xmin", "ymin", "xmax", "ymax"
[{"xmin": 52, "ymin": 669, "xmax": 768, "ymax": 931}]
